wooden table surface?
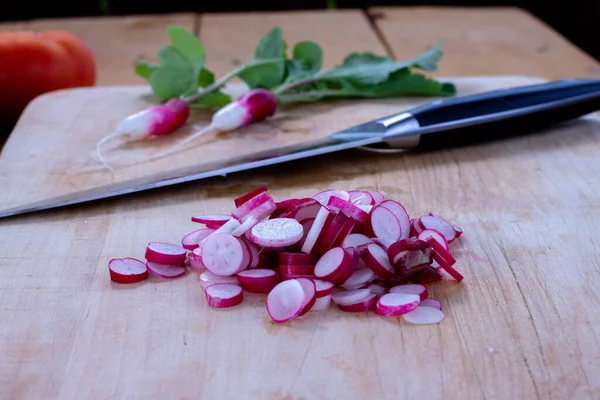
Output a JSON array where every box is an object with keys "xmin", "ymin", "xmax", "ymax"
[{"xmin": 1, "ymin": 7, "xmax": 600, "ymax": 400}]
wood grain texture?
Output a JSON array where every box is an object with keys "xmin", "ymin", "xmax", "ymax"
[
  {"xmin": 1, "ymin": 8, "xmax": 600, "ymax": 400},
  {"xmin": 370, "ymin": 7, "xmax": 600, "ymax": 79},
  {"xmin": 28, "ymin": 14, "xmax": 196, "ymax": 86}
]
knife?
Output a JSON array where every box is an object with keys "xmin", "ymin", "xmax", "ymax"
[{"xmin": 1, "ymin": 78, "xmax": 600, "ymax": 220}]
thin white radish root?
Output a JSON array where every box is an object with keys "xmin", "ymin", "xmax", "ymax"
[
  {"xmin": 108, "ymin": 258, "xmax": 149, "ymax": 284},
  {"xmin": 250, "ymin": 218, "xmax": 303, "ymax": 247},
  {"xmin": 201, "ymin": 233, "xmax": 249, "ymax": 276},
  {"xmin": 199, "ymin": 271, "xmax": 240, "ymax": 289},
  {"xmin": 389, "ymin": 284, "xmax": 428, "ymax": 300},
  {"xmin": 403, "ymin": 306, "xmax": 445, "ymax": 324},
  {"xmin": 146, "ymin": 262, "xmax": 187, "ymax": 279},
  {"xmin": 375, "ymin": 293, "xmax": 420, "ymax": 316},
  {"xmin": 205, "ymin": 284, "xmax": 244, "ymax": 308},
  {"xmin": 145, "ymin": 242, "xmax": 187, "ymax": 266}
]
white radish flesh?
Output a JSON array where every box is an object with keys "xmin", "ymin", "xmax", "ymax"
[
  {"xmin": 205, "ymin": 284, "xmax": 244, "ymax": 308},
  {"xmin": 375, "ymin": 293, "xmax": 420, "ymax": 316},
  {"xmin": 314, "ymin": 279, "xmax": 334, "ymax": 297},
  {"xmin": 378, "ymin": 200, "xmax": 411, "ymax": 240},
  {"xmin": 191, "ymin": 214, "xmax": 231, "ymax": 225},
  {"xmin": 287, "ymin": 200, "xmax": 321, "ymax": 222},
  {"xmin": 236, "ymin": 269, "xmax": 279, "ymax": 294},
  {"xmin": 327, "ymin": 196, "xmax": 369, "ymax": 223},
  {"xmin": 231, "ymin": 216, "xmax": 259, "ymax": 237},
  {"xmin": 201, "ymin": 233, "xmax": 249, "ymax": 276},
  {"xmin": 342, "ymin": 268, "xmax": 375, "ymax": 290},
  {"xmin": 181, "ymin": 228, "xmax": 215, "ymax": 250},
  {"xmin": 313, "ymin": 189, "xmax": 350, "ymax": 206},
  {"xmin": 369, "ymin": 191, "xmax": 385, "ymax": 205},
  {"xmin": 368, "ymin": 206, "xmax": 402, "ymax": 243},
  {"xmin": 211, "ymin": 218, "xmax": 242, "ymax": 235},
  {"xmin": 341, "ymin": 233, "xmax": 373, "ymax": 249},
  {"xmin": 331, "ymin": 288, "xmax": 372, "ymax": 306},
  {"xmin": 418, "ymin": 229, "xmax": 449, "ymax": 250},
  {"xmin": 146, "ymin": 262, "xmax": 187, "ymax": 279},
  {"xmin": 232, "ymin": 191, "xmax": 272, "ymax": 220},
  {"xmin": 314, "ymin": 247, "xmax": 355, "ymax": 284},
  {"xmin": 426, "ymin": 237, "xmax": 463, "ymax": 282},
  {"xmin": 389, "ymin": 284, "xmax": 428, "ymax": 300},
  {"xmin": 301, "ymin": 206, "xmax": 332, "ymax": 254},
  {"xmin": 199, "ymin": 270, "xmax": 240, "ymax": 289},
  {"xmin": 360, "ymin": 243, "xmax": 395, "ymax": 279},
  {"xmin": 189, "ymin": 250, "xmax": 205, "ymax": 269},
  {"xmin": 108, "ymin": 258, "xmax": 148, "ymax": 284},
  {"xmin": 403, "ymin": 306, "xmax": 445, "ymax": 324},
  {"xmin": 357, "ymin": 205, "xmax": 373, "ymax": 213},
  {"xmin": 348, "ymin": 190, "xmax": 375, "ymax": 206},
  {"xmin": 310, "ymin": 294, "xmax": 332, "ymax": 311},
  {"xmin": 337, "ymin": 293, "xmax": 378, "ymax": 312},
  {"xmin": 420, "ymin": 298, "xmax": 442, "ymax": 310},
  {"xmin": 250, "ymin": 218, "xmax": 303, "ymax": 247},
  {"xmin": 266, "ymin": 279, "xmax": 307, "ymax": 323},
  {"xmin": 419, "ymin": 215, "xmax": 456, "ymax": 242},
  {"xmin": 145, "ymin": 242, "xmax": 187, "ymax": 266}
]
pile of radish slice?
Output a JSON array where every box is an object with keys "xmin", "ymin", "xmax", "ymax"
[{"xmin": 108, "ymin": 186, "xmax": 464, "ymax": 325}]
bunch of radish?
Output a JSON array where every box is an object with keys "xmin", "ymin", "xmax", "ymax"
[{"xmin": 109, "ymin": 186, "xmax": 464, "ymax": 325}]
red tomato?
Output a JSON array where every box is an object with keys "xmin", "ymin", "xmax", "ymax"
[{"xmin": 0, "ymin": 30, "xmax": 96, "ymax": 123}]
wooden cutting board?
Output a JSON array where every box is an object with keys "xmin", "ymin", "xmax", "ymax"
[{"xmin": 1, "ymin": 75, "xmax": 599, "ymax": 400}]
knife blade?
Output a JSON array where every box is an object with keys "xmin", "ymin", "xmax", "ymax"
[{"xmin": 1, "ymin": 78, "xmax": 600, "ymax": 219}]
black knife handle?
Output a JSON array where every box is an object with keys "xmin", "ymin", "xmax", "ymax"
[{"xmin": 411, "ymin": 79, "xmax": 600, "ymax": 150}]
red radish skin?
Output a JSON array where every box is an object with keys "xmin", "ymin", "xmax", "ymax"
[
  {"xmin": 266, "ymin": 279, "xmax": 307, "ymax": 323},
  {"xmin": 360, "ymin": 243, "xmax": 395, "ymax": 279},
  {"xmin": 342, "ymin": 233, "xmax": 373, "ymax": 249},
  {"xmin": 278, "ymin": 252, "xmax": 315, "ymax": 266},
  {"xmin": 250, "ymin": 218, "xmax": 303, "ymax": 248},
  {"xmin": 368, "ymin": 205, "xmax": 402, "ymax": 243},
  {"xmin": 337, "ymin": 293, "xmax": 378, "ymax": 312},
  {"xmin": 375, "ymin": 293, "xmax": 420, "ymax": 316},
  {"xmin": 236, "ymin": 238, "xmax": 252, "ymax": 273},
  {"xmin": 145, "ymin": 242, "xmax": 187, "ymax": 266},
  {"xmin": 146, "ymin": 262, "xmax": 186, "ymax": 279},
  {"xmin": 331, "ymin": 218, "xmax": 356, "ymax": 248},
  {"xmin": 242, "ymin": 198, "xmax": 277, "ymax": 224},
  {"xmin": 232, "ymin": 191, "xmax": 272, "ymax": 220},
  {"xmin": 242, "ymin": 239, "xmax": 260, "ymax": 269},
  {"xmin": 205, "ymin": 284, "xmax": 244, "ymax": 308},
  {"xmin": 378, "ymin": 200, "xmax": 411, "ymax": 240},
  {"xmin": 199, "ymin": 271, "xmax": 240, "ymax": 289},
  {"xmin": 313, "ymin": 211, "xmax": 351, "ymax": 255},
  {"xmin": 419, "ymin": 215, "xmax": 456, "ymax": 243},
  {"xmin": 373, "ymin": 237, "xmax": 395, "ymax": 250},
  {"xmin": 191, "ymin": 214, "xmax": 231, "ymax": 225},
  {"xmin": 279, "ymin": 264, "xmax": 315, "ymax": 276},
  {"xmin": 326, "ymin": 196, "xmax": 369, "ymax": 223},
  {"xmin": 342, "ymin": 268, "xmax": 375, "ymax": 290},
  {"xmin": 189, "ymin": 249, "xmax": 205, "ymax": 269},
  {"xmin": 108, "ymin": 258, "xmax": 149, "ymax": 284},
  {"xmin": 418, "ymin": 229, "xmax": 449, "ymax": 251},
  {"xmin": 310, "ymin": 294, "xmax": 332, "ymax": 311},
  {"xmin": 408, "ymin": 266, "xmax": 444, "ymax": 284},
  {"xmin": 426, "ymin": 237, "xmax": 463, "ymax": 282},
  {"xmin": 296, "ymin": 278, "xmax": 317, "ymax": 316},
  {"xmin": 314, "ymin": 279, "xmax": 334, "ymax": 297},
  {"xmin": 314, "ymin": 247, "xmax": 356, "ymax": 284},
  {"xmin": 313, "ymin": 189, "xmax": 350, "ymax": 206},
  {"xmin": 348, "ymin": 190, "xmax": 375, "ymax": 206},
  {"xmin": 280, "ymin": 274, "xmax": 317, "ymax": 281},
  {"xmin": 201, "ymin": 233, "xmax": 249, "ymax": 276},
  {"xmin": 387, "ymin": 238, "xmax": 432, "ymax": 274},
  {"xmin": 292, "ymin": 218, "xmax": 315, "ymax": 252},
  {"xmin": 301, "ymin": 206, "xmax": 332, "ymax": 254},
  {"xmin": 403, "ymin": 306, "xmax": 445, "ymax": 324},
  {"xmin": 410, "ymin": 218, "xmax": 423, "ymax": 236},
  {"xmin": 331, "ymin": 288, "xmax": 372, "ymax": 306},
  {"xmin": 420, "ymin": 298, "xmax": 442, "ymax": 310},
  {"xmin": 234, "ymin": 186, "xmax": 268, "ymax": 208},
  {"xmin": 286, "ymin": 200, "xmax": 321, "ymax": 223},
  {"xmin": 389, "ymin": 284, "xmax": 429, "ymax": 300},
  {"xmin": 368, "ymin": 282, "xmax": 387, "ymax": 296},
  {"xmin": 236, "ymin": 269, "xmax": 279, "ymax": 294},
  {"xmin": 181, "ymin": 228, "xmax": 215, "ymax": 250},
  {"xmin": 271, "ymin": 198, "xmax": 301, "ymax": 218}
]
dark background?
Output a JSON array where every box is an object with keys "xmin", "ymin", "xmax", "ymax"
[{"xmin": 2, "ymin": 1, "xmax": 599, "ymax": 61}]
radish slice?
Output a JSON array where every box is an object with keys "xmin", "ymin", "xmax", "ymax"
[
  {"xmin": 360, "ymin": 243, "xmax": 395, "ymax": 279},
  {"xmin": 313, "ymin": 189, "xmax": 350, "ymax": 205},
  {"xmin": 205, "ymin": 284, "xmax": 244, "ymax": 308},
  {"xmin": 233, "ymin": 186, "xmax": 267, "ymax": 208},
  {"xmin": 241, "ymin": 239, "xmax": 260, "ymax": 269},
  {"xmin": 410, "ymin": 218, "xmax": 423, "ymax": 236},
  {"xmin": 280, "ymin": 274, "xmax": 316, "ymax": 281},
  {"xmin": 356, "ymin": 205, "xmax": 373, "ymax": 213},
  {"xmin": 199, "ymin": 270, "xmax": 240, "ymax": 289},
  {"xmin": 419, "ymin": 215, "xmax": 456, "ymax": 243},
  {"xmin": 418, "ymin": 229, "xmax": 449, "ymax": 251},
  {"xmin": 403, "ymin": 306, "xmax": 445, "ymax": 324},
  {"xmin": 266, "ymin": 279, "xmax": 307, "ymax": 323},
  {"xmin": 337, "ymin": 293, "xmax": 378, "ymax": 312},
  {"xmin": 297, "ymin": 278, "xmax": 317, "ymax": 316},
  {"xmin": 191, "ymin": 213, "xmax": 231, "ymax": 225},
  {"xmin": 348, "ymin": 190, "xmax": 375, "ymax": 206},
  {"xmin": 314, "ymin": 279, "xmax": 334, "ymax": 297},
  {"xmin": 331, "ymin": 218, "xmax": 356, "ymax": 248},
  {"xmin": 420, "ymin": 298, "xmax": 442, "ymax": 310},
  {"xmin": 212, "ymin": 218, "xmax": 242, "ymax": 235},
  {"xmin": 201, "ymin": 233, "xmax": 249, "ymax": 276},
  {"xmin": 331, "ymin": 288, "xmax": 372, "ymax": 306},
  {"xmin": 231, "ymin": 216, "xmax": 259, "ymax": 237},
  {"xmin": 369, "ymin": 191, "xmax": 385, "ymax": 205},
  {"xmin": 368, "ymin": 282, "xmax": 387, "ymax": 296},
  {"xmin": 243, "ymin": 198, "xmax": 277, "ymax": 223},
  {"xmin": 429, "ymin": 212, "xmax": 463, "ymax": 240},
  {"xmin": 310, "ymin": 294, "xmax": 332, "ymax": 311},
  {"xmin": 301, "ymin": 206, "xmax": 332, "ymax": 254},
  {"xmin": 279, "ymin": 264, "xmax": 315, "ymax": 276},
  {"xmin": 250, "ymin": 218, "xmax": 303, "ymax": 247},
  {"xmin": 146, "ymin": 262, "xmax": 186, "ymax": 279},
  {"xmin": 232, "ymin": 191, "xmax": 272, "ymax": 220},
  {"xmin": 327, "ymin": 197, "xmax": 369, "ymax": 223},
  {"xmin": 236, "ymin": 269, "xmax": 279, "ymax": 293},
  {"xmin": 108, "ymin": 258, "xmax": 148, "ymax": 284},
  {"xmin": 278, "ymin": 252, "xmax": 315, "ymax": 266},
  {"xmin": 182, "ymin": 228, "xmax": 215, "ymax": 250},
  {"xmin": 375, "ymin": 293, "xmax": 420, "ymax": 316},
  {"xmin": 272, "ymin": 198, "xmax": 301, "ymax": 218},
  {"xmin": 341, "ymin": 233, "xmax": 373, "ymax": 249},
  {"xmin": 389, "ymin": 284, "xmax": 428, "ymax": 300},
  {"xmin": 286, "ymin": 199, "xmax": 321, "ymax": 222},
  {"xmin": 145, "ymin": 242, "xmax": 187, "ymax": 266},
  {"xmin": 189, "ymin": 249, "xmax": 205, "ymax": 269},
  {"xmin": 379, "ymin": 200, "xmax": 410, "ymax": 240},
  {"xmin": 425, "ymin": 237, "xmax": 463, "ymax": 282},
  {"xmin": 387, "ymin": 238, "xmax": 432, "ymax": 274},
  {"xmin": 342, "ymin": 268, "xmax": 375, "ymax": 290},
  {"xmin": 373, "ymin": 237, "xmax": 394, "ymax": 250},
  {"xmin": 293, "ymin": 218, "xmax": 315, "ymax": 252},
  {"xmin": 313, "ymin": 211, "xmax": 351, "ymax": 255},
  {"xmin": 408, "ymin": 266, "xmax": 444, "ymax": 284},
  {"xmin": 314, "ymin": 247, "xmax": 355, "ymax": 284},
  {"xmin": 368, "ymin": 205, "xmax": 401, "ymax": 243}
]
